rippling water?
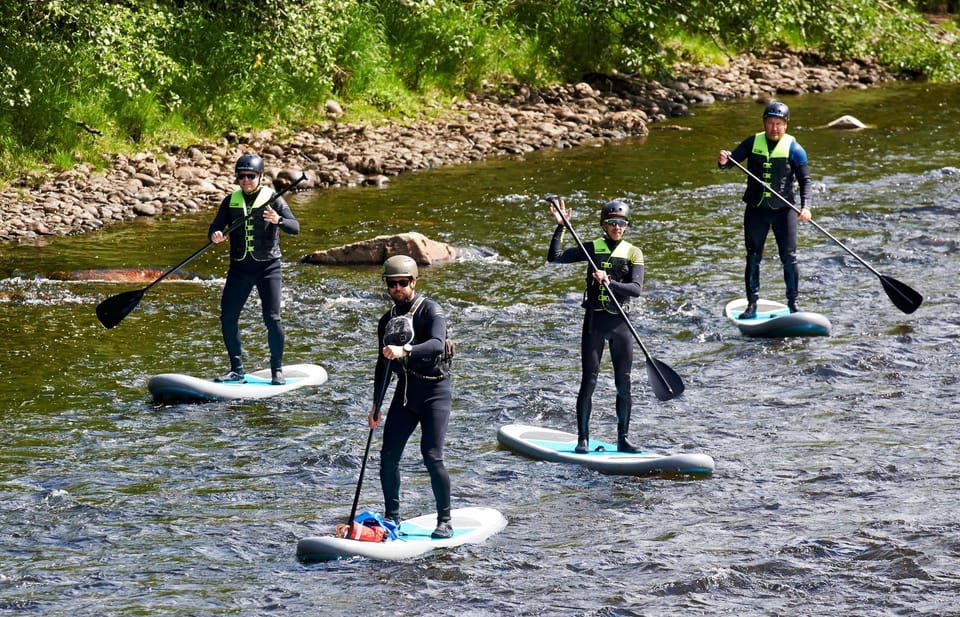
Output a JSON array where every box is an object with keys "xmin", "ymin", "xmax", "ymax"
[{"xmin": 1, "ymin": 82, "xmax": 958, "ymax": 616}]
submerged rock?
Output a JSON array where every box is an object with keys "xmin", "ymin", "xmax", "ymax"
[
  {"xmin": 47, "ymin": 268, "xmax": 205, "ymax": 282},
  {"xmin": 825, "ymin": 114, "xmax": 868, "ymax": 129}
]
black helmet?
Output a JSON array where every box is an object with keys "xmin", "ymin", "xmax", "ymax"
[
  {"xmin": 381, "ymin": 255, "xmax": 418, "ymax": 279},
  {"xmin": 763, "ymin": 101, "xmax": 790, "ymax": 122},
  {"xmin": 235, "ymin": 153, "xmax": 264, "ymax": 176},
  {"xmin": 600, "ymin": 200, "xmax": 630, "ymax": 222}
]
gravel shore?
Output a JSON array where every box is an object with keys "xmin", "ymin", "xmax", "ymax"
[{"xmin": 2, "ymin": 51, "xmax": 894, "ymax": 244}]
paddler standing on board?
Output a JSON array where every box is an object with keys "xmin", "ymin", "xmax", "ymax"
[
  {"xmin": 369, "ymin": 255, "xmax": 455, "ymax": 539},
  {"xmin": 547, "ymin": 199, "xmax": 645, "ymax": 454},
  {"xmin": 208, "ymin": 153, "xmax": 300, "ymax": 386},
  {"xmin": 718, "ymin": 100, "xmax": 812, "ymax": 318}
]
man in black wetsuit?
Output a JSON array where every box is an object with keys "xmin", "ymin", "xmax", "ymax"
[
  {"xmin": 547, "ymin": 199, "xmax": 645, "ymax": 454},
  {"xmin": 368, "ymin": 255, "xmax": 454, "ymax": 539},
  {"xmin": 208, "ymin": 153, "xmax": 300, "ymax": 385},
  {"xmin": 718, "ymin": 100, "xmax": 813, "ymax": 318}
]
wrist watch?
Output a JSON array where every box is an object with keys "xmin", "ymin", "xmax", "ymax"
[{"xmin": 402, "ymin": 343, "xmax": 413, "ymax": 355}]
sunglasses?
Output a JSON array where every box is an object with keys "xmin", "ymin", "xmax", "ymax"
[
  {"xmin": 603, "ymin": 218, "xmax": 629, "ymax": 228},
  {"xmin": 386, "ymin": 278, "xmax": 412, "ymax": 289},
  {"xmin": 237, "ymin": 173, "xmax": 259, "ymax": 181}
]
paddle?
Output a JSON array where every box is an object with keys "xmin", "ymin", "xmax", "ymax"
[
  {"xmin": 346, "ymin": 361, "xmax": 393, "ymax": 538},
  {"xmin": 545, "ymin": 195, "xmax": 685, "ymax": 401},
  {"xmin": 724, "ymin": 156, "xmax": 923, "ymax": 314},
  {"xmin": 95, "ymin": 173, "xmax": 307, "ymax": 328}
]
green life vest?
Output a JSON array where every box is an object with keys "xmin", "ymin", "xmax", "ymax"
[
  {"xmin": 750, "ymin": 132, "xmax": 795, "ymax": 208},
  {"xmin": 228, "ymin": 187, "xmax": 276, "ymax": 261},
  {"xmin": 589, "ymin": 237, "xmax": 643, "ymax": 314}
]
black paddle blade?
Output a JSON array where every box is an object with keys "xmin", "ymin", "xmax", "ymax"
[
  {"xmin": 880, "ymin": 275, "xmax": 923, "ymax": 315},
  {"xmin": 96, "ymin": 288, "xmax": 147, "ymax": 329},
  {"xmin": 645, "ymin": 357, "xmax": 685, "ymax": 401}
]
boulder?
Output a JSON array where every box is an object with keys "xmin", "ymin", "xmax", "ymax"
[{"xmin": 301, "ymin": 231, "xmax": 459, "ymax": 266}]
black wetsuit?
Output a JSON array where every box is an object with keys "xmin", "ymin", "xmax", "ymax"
[
  {"xmin": 207, "ymin": 187, "xmax": 299, "ymax": 373},
  {"xmin": 374, "ymin": 293, "xmax": 452, "ymax": 524},
  {"xmin": 721, "ymin": 132, "xmax": 812, "ymax": 306},
  {"xmin": 547, "ymin": 226, "xmax": 645, "ymax": 444}
]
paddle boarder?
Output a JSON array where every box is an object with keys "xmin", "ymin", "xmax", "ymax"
[
  {"xmin": 718, "ymin": 100, "xmax": 812, "ymax": 318},
  {"xmin": 208, "ymin": 153, "xmax": 300, "ymax": 385},
  {"xmin": 547, "ymin": 199, "xmax": 645, "ymax": 454},
  {"xmin": 368, "ymin": 255, "xmax": 454, "ymax": 539}
]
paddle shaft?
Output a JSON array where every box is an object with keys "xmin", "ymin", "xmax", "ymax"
[
  {"xmin": 346, "ymin": 360, "xmax": 393, "ymax": 534},
  {"xmin": 546, "ymin": 196, "xmax": 678, "ymax": 392},
  {"xmin": 725, "ymin": 157, "xmax": 887, "ymax": 279}
]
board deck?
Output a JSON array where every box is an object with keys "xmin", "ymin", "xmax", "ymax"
[
  {"xmin": 296, "ymin": 506, "xmax": 507, "ymax": 562},
  {"xmin": 148, "ymin": 363, "xmax": 328, "ymax": 403},
  {"xmin": 496, "ymin": 424, "xmax": 715, "ymax": 476},
  {"xmin": 724, "ymin": 298, "xmax": 831, "ymax": 338}
]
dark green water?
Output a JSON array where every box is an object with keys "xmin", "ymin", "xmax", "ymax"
[{"xmin": 1, "ymin": 81, "xmax": 958, "ymax": 615}]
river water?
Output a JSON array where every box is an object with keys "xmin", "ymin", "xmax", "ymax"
[{"xmin": 1, "ymin": 81, "xmax": 958, "ymax": 616}]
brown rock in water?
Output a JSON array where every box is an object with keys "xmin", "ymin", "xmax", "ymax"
[
  {"xmin": 301, "ymin": 231, "xmax": 458, "ymax": 266},
  {"xmin": 48, "ymin": 268, "xmax": 201, "ymax": 282}
]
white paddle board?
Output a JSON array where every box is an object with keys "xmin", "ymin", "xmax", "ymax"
[
  {"xmin": 724, "ymin": 298, "xmax": 831, "ymax": 338},
  {"xmin": 296, "ymin": 506, "xmax": 507, "ymax": 562},
  {"xmin": 148, "ymin": 363, "xmax": 327, "ymax": 403},
  {"xmin": 497, "ymin": 424, "xmax": 715, "ymax": 476}
]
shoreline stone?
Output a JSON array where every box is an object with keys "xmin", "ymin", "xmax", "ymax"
[{"xmin": 2, "ymin": 51, "xmax": 896, "ymax": 244}]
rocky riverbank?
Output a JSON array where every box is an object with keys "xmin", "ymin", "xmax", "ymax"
[{"xmin": 2, "ymin": 50, "xmax": 894, "ymax": 243}]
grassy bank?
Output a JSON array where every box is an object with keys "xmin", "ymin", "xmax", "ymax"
[{"xmin": 1, "ymin": 0, "xmax": 957, "ymax": 187}]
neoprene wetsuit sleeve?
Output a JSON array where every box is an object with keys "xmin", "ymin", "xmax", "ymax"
[
  {"xmin": 208, "ymin": 195, "xmax": 232, "ymax": 239},
  {"xmin": 547, "ymin": 225, "xmax": 587, "ymax": 264},
  {"xmin": 408, "ymin": 300, "xmax": 446, "ymax": 367},
  {"xmin": 373, "ymin": 314, "xmax": 391, "ymax": 402},
  {"xmin": 719, "ymin": 136, "xmax": 753, "ymax": 170},
  {"xmin": 272, "ymin": 196, "xmax": 300, "ymax": 234},
  {"xmin": 607, "ymin": 263, "xmax": 644, "ymax": 299},
  {"xmin": 790, "ymin": 141, "xmax": 812, "ymax": 208}
]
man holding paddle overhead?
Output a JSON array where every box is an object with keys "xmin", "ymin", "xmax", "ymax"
[
  {"xmin": 368, "ymin": 255, "xmax": 454, "ymax": 539},
  {"xmin": 208, "ymin": 154, "xmax": 299, "ymax": 385},
  {"xmin": 718, "ymin": 100, "xmax": 812, "ymax": 319},
  {"xmin": 547, "ymin": 199, "xmax": 646, "ymax": 454}
]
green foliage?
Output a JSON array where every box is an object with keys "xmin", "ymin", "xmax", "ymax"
[
  {"xmin": 365, "ymin": 0, "xmax": 544, "ymax": 91},
  {"xmin": 0, "ymin": 0, "xmax": 351, "ymax": 174},
  {"xmin": 0, "ymin": 0, "xmax": 956, "ymax": 183}
]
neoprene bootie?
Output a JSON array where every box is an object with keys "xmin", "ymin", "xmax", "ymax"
[{"xmin": 617, "ymin": 436, "xmax": 641, "ymax": 453}]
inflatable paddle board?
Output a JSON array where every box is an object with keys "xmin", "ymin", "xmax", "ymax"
[
  {"xmin": 496, "ymin": 424, "xmax": 715, "ymax": 476},
  {"xmin": 724, "ymin": 298, "xmax": 831, "ymax": 338},
  {"xmin": 296, "ymin": 506, "xmax": 507, "ymax": 562},
  {"xmin": 148, "ymin": 363, "xmax": 328, "ymax": 404}
]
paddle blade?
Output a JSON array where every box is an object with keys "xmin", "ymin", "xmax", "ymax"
[
  {"xmin": 645, "ymin": 357, "xmax": 685, "ymax": 401},
  {"xmin": 880, "ymin": 275, "xmax": 923, "ymax": 314},
  {"xmin": 96, "ymin": 288, "xmax": 146, "ymax": 329}
]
